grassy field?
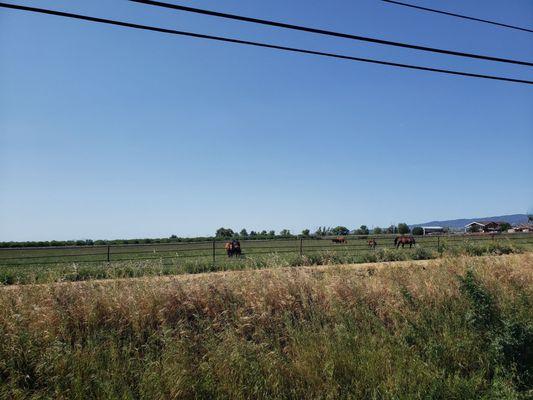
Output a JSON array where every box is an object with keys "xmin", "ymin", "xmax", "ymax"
[
  {"xmin": 0, "ymin": 254, "xmax": 531, "ymax": 399},
  {"xmin": 0, "ymin": 234, "xmax": 532, "ymax": 285}
]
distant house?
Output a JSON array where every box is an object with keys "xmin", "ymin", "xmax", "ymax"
[
  {"xmin": 508, "ymin": 224, "xmax": 533, "ymax": 233},
  {"xmin": 464, "ymin": 221, "xmax": 505, "ymax": 233},
  {"xmin": 421, "ymin": 226, "xmax": 445, "ymax": 235}
]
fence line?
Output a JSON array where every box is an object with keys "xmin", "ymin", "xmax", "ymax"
[{"xmin": 0, "ymin": 233, "xmax": 531, "ymax": 267}]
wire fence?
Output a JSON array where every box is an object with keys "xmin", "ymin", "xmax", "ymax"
[{"xmin": 0, "ymin": 232, "xmax": 532, "ymax": 267}]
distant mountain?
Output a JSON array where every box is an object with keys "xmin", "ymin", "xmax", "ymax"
[{"xmin": 410, "ymin": 214, "xmax": 529, "ymax": 229}]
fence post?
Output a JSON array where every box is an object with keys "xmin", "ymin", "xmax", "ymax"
[
  {"xmin": 299, "ymin": 238, "xmax": 303, "ymax": 257},
  {"xmin": 437, "ymin": 236, "xmax": 440, "ymax": 253},
  {"xmin": 212, "ymin": 240, "xmax": 216, "ymax": 266},
  {"xmin": 107, "ymin": 245, "xmax": 110, "ymax": 262}
]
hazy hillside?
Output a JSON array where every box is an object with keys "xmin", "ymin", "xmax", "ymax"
[{"xmin": 411, "ymin": 214, "xmax": 528, "ymax": 229}]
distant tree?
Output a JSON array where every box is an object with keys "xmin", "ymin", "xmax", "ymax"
[
  {"xmin": 239, "ymin": 229, "xmax": 248, "ymax": 237},
  {"xmin": 373, "ymin": 227, "xmax": 383, "ymax": 235},
  {"xmin": 331, "ymin": 226, "xmax": 350, "ymax": 236},
  {"xmin": 385, "ymin": 225, "xmax": 397, "ymax": 234},
  {"xmin": 260, "ymin": 230, "xmax": 267, "ymax": 236},
  {"xmin": 279, "ymin": 229, "xmax": 291, "ymax": 237},
  {"xmin": 301, "ymin": 229, "xmax": 310, "ymax": 237},
  {"xmin": 249, "ymin": 231, "xmax": 257, "ymax": 237},
  {"xmin": 268, "ymin": 230, "xmax": 276, "ymax": 236},
  {"xmin": 499, "ymin": 222, "xmax": 511, "ymax": 232},
  {"xmin": 356, "ymin": 225, "xmax": 369, "ymax": 235},
  {"xmin": 398, "ymin": 223, "xmax": 410, "ymax": 235},
  {"xmin": 170, "ymin": 234, "xmax": 177, "ymax": 239},
  {"xmin": 412, "ymin": 226, "xmax": 424, "ymax": 236},
  {"xmin": 314, "ymin": 226, "xmax": 331, "ymax": 236},
  {"xmin": 216, "ymin": 227, "xmax": 234, "ymax": 238}
]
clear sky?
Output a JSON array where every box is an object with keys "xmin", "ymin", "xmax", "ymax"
[{"xmin": 1, "ymin": 0, "xmax": 532, "ymax": 241}]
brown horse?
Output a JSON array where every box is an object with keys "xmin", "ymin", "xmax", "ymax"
[
  {"xmin": 394, "ymin": 236, "xmax": 416, "ymax": 249},
  {"xmin": 224, "ymin": 241, "xmax": 233, "ymax": 257},
  {"xmin": 368, "ymin": 239, "xmax": 377, "ymax": 249},
  {"xmin": 225, "ymin": 240, "xmax": 242, "ymax": 257},
  {"xmin": 332, "ymin": 237, "xmax": 347, "ymax": 244}
]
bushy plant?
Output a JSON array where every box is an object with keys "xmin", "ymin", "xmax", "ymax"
[
  {"xmin": 411, "ymin": 246, "xmax": 437, "ymax": 260},
  {"xmin": 376, "ymin": 248, "xmax": 408, "ymax": 262}
]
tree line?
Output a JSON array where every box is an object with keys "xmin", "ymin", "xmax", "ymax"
[{"xmin": 215, "ymin": 223, "xmax": 414, "ymax": 239}]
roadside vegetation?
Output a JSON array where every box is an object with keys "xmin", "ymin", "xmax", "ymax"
[{"xmin": 0, "ymin": 254, "xmax": 531, "ymax": 399}]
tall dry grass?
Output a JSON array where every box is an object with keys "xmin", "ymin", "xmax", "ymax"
[{"xmin": 0, "ymin": 254, "xmax": 532, "ymax": 399}]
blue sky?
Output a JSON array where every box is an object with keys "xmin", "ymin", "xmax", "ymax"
[{"xmin": 1, "ymin": 0, "xmax": 532, "ymax": 241}]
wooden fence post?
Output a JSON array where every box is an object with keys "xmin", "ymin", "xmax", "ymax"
[
  {"xmin": 107, "ymin": 245, "xmax": 110, "ymax": 262},
  {"xmin": 437, "ymin": 236, "xmax": 440, "ymax": 253},
  {"xmin": 300, "ymin": 238, "xmax": 303, "ymax": 257}
]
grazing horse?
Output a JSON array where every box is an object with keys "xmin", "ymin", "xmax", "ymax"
[
  {"xmin": 225, "ymin": 240, "xmax": 242, "ymax": 257},
  {"xmin": 332, "ymin": 237, "xmax": 347, "ymax": 244},
  {"xmin": 368, "ymin": 239, "xmax": 377, "ymax": 249},
  {"xmin": 224, "ymin": 241, "xmax": 233, "ymax": 257},
  {"xmin": 394, "ymin": 236, "xmax": 416, "ymax": 249},
  {"xmin": 232, "ymin": 240, "xmax": 241, "ymax": 257}
]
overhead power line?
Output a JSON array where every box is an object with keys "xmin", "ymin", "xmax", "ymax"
[
  {"xmin": 382, "ymin": 0, "xmax": 533, "ymax": 34},
  {"xmin": 128, "ymin": 0, "xmax": 533, "ymax": 67},
  {"xmin": 0, "ymin": 2, "xmax": 532, "ymax": 85}
]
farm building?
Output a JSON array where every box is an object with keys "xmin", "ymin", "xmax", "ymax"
[
  {"xmin": 464, "ymin": 221, "xmax": 505, "ymax": 233},
  {"xmin": 508, "ymin": 224, "xmax": 533, "ymax": 233},
  {"xmin": 421, "ymin": 226, "xmax": 445, "ymax": 235}
]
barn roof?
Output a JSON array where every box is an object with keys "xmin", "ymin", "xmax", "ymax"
[{"xmin": 465, "ymin": 221, "xmax": 503, "ymax": 227}]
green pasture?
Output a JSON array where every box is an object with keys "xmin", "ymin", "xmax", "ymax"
[{"xmin": 0, "ymin": 233, "xmax": 531, "ymax": 285}]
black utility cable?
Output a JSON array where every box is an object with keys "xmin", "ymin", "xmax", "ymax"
[
  {"xmin": 128, "ymin": 0, "xmax": 533, "ymax": 67},
  {"xmin": 382, "ymin": 0, "xmax": 533, "ymax": 34},
  {"xmin": 0, "ymin": 2, "xmax": 532, "ymax": 85}
]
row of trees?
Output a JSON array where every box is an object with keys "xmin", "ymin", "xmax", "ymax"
[
  {"xmin": 215, "ymin": 223, "xmax": 413, "ymax": 239},
  {"xmin": 215, "ymin": 228, "xmax": 293, "ymax": 239},
  {"xmin": 0, "ymin": 236, "xmax": 220, "ymax": 248}
]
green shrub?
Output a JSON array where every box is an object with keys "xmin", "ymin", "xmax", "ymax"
[
  {"xmin": 376, "ymin": 248, "xmax": 408, "ymax": 262},
  {"xmin": 411, "ymin": 246, "xmax": 437, "ymax": 260},
  {"xmin": 459, "ymin": 270, "xmax": 533, "ymax": 390}
]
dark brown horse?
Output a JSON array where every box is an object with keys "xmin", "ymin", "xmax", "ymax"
[
  {"xmin": 332, "ymin": 237, "xmax": 347, "ymax": 244},
  {"xmin": 368, "ymin": 239, "xmax": 377, "ymax": 249},
  {"xmin": 225, "ymin": 240, "xmax": 242, "ymax": 257},
  {"xmin": 394, "ymin": 236, "xmax": 416, "ymax": 249}
]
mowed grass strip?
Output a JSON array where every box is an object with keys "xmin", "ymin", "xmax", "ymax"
[{"xmin": 0, "ymin": 254, "xmax": 532, "ymax": 399}]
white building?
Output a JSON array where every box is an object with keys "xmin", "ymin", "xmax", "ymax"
[{"xmin": 421, "ymin": 226, "xmax": 444, "ymax": 235}]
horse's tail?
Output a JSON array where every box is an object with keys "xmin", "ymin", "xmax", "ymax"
[
  {"xmin": 412, "ymin": 237, "xmax": 416, "ymax": 245},
  {"xmin": 394, "ymin": 237, "xmax": 398, "ymax": 245}
]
